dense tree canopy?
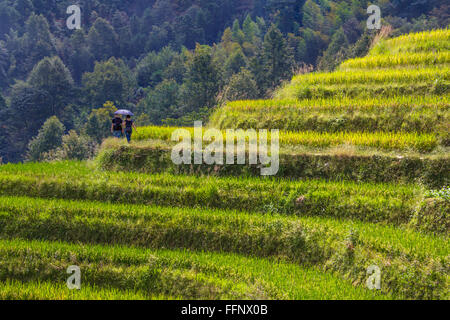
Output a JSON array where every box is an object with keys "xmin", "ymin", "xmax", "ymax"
[{"xmin": 26, "ymin": 116, "xmax": 65, "ymax": 162}]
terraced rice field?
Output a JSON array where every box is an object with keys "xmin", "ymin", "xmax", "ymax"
[
  {"xmin": 133, "ymin": 126, "xmax": 438, "ymax": 152},
  {"xmin": 209, "ymin": 95, "xmax": 449, "ymax": 135},
  {"xmin": 1, "ymin": 29, "xmax": 449, "ymax": 300}
]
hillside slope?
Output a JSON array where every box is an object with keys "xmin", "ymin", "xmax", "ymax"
[
  {"xmin": 0, "ymin": 29, "xmax": 449, "ymax": 300},
  {"xmin": 100, "ymin": 29, "xmax": 450, "ymax": 187}
]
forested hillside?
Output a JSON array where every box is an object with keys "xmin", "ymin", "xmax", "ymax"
[{"xmin": 0, "ymin": 0, "xmax": 448, "ymax": 163}]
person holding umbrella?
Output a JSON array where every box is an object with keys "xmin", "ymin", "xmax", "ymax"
[{"xmin": 112, "ymin": 109, "xmax": 136, "ymax": 142}]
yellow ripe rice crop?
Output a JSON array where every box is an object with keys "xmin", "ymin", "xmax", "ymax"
[
  {"xmin": 371, "ymin": 29, "xmax": 450, "ymax": 54},
  {"xmin": 218, "ymin": 95, "xmax": 449, "ymax": 113},
  {"xmin": 274, "ymin": 66, "xmax": 449, "ymax": 99},
  {"xmin": 134, "ymin": 126, "xmax": 438, "ymax": 152},
  {"xmin": 278, "ymin": 130, "xmax": 437, "ymax": 152},
  {"xmin": 286, "ymin": 67, "xmax": 449, "ymax": 86},
  {"xmin": 340, "ymin": 52, "xmax": 450, "ymax": 70}
]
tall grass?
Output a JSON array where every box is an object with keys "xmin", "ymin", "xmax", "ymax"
[
  {"xmin": 0, "ymin": 239, "xmax": 390, "ymax": 300},
  {"xmin": 97, "ymin": 140, "xmax": 449, "ymax": 188},
  {"xmin": 0, "ymin": 161, "xmax": 423, "ymax": 224},
  {"xmin": 209, "ymin": 96, "xmax": 449, "ymax": 135},
  {"xmin": 217, "ymin": 96, "xmax": 449, "ymax": 113},
  {"xmin": 133, "ymin": 126, "xmax": 438, "ymax": 152},
  {"xmin": 0, "ymin": 196, "xmax": 446, "ymax": 259},
  {"xmin": 274, "ymin": 67, "xmax": 449, "ymax": 100},
  {"xmin": 275, "ymin": 82, "xmax": 449, "ymax": 100},
  {"xmin": 0, "ymin": 280, "xmax": 158, "ymax": 300},
  {"xmin": 340, "ymin": 52, "xmax": 450, "ymax": 70},
  {"xmin": 0, "ymin": 196, "xmax": 447, "ymax": 299},
  {"xmin": 370, "ymin": 29, "xmax": 450, "ymax": 55},
  {"xmin": 283, "ymin": 67, "xmax": 448, "ymax": 87}
]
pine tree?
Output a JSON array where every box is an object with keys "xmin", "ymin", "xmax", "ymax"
[
  {"xmin": 0, "ymin": 42, "xmax": 8, "ymax": 87},
  {"xmin": 28, "ymin": 56, "xmax": 75, "ymax": 116},
  {"xmin": 318, "ymin": 27, "xmax": 350, "ymax": 71},
  {"xmin": 87, "ymin": 18, "xmax": 119, "ymax": 61},
  {"xmin": 242, "ymin": 14, "xmax": 259, "ymax": 41},
  {"xmin": 223, "ymin": 68, "xmax": 258, "ymax": 101},
  {"xmin": 182, "ymin": 44, "xmax": 221, "ymax": 113},
  {"xmin": 21, "ymin": 14, "xmax": 55, "ymax": 75},
  {"xmin": 263, "ymin": 24, "xmax": 293, "ymax": 88},
  {"xmin": 138, "ymin": 79, "xmax": 180, "ymax": 125},
  {"xmin": 67, "ymin": 30, "xmax": 94, "ymax": 84},
  {"xmin": 224, "ymin": 48, "xmax": 247, "ymax": 79},
  {"xmin": 302, "ymin": 0, "xmax": 324, "ymax": 31},
  {"xmin": 231, "ymin": 19, "xmax": 245, "ymax": 44}
]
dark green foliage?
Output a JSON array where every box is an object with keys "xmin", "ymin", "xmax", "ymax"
[
  {"xmin": 65, "ymin": 30, "xmax": 94, "ymax": 84},
  {"xmin": 0, "ymin": 3, "xmax": 19, "ymax": 39},
  {"xmin": 83, "ymin": 101, "xmax": 117, "ymax": 143},
  {"xmin": 6, "ymin": 82, "xmax": 54, "ymax": 160},
  {"xmin": 242, "ymin": 14, "xmax": 261, "ymax": 41},
  {"xmin": 223, "ymin": 68, "xmax": 259, "ymax": 101},
  {"xmin": 26, "ymin": 116, "xmax": 65, "ymax": 161},
  {"xmin": 302, "ymin": 0, "xmax": 324, "ymax": 31},
  {"xmin": 9, "ymin": 14, "xmax": 55, "ymax": 78},
  {"xmin": 181, "ymin": 45, "xmax": 222, "ymax": 113},
  {"xmin": 263, "ymin": 24, "xmax": 294, "ymax": 88},
  {"xmin": 43, "ymin": 130, "xmax": 97, "ymax": 161},
  {"xmin": 0, "ymin": 93, "xmax": 5, "ymax": 110},
  {"xmin": 137, "ymin": 79, "xmax": 181, "ymax": 125},
  {"xmin": 224, "ymin": 48, "xmax": 247, "ymax": 79},
  {"xmin": 82, "ymin": 58, "xmax": 132, "ymax": 108},
  {"xmin": 87, "ymin": 18, "xmax": 119, "ymax": 61},
  {"xmin": 231, "ymin": 19, "xmax": 245, "ymax": 44},
  {"xmin": 348, "ymin": 31, "xmax": 373, "ymax": 58},
  {"xmin": 136, "ymin": 47, "xmax": 177, "ymax": 87},
  {"xmin": 297, "ymin": 28, "xmax": 327, "ymax": 65},
  {"xmin": 0, "ymin": 42, "xmax": 9, "ymax": 87},
  {"xmin": 318, "ymin": 28, "xmax": 350, "ymax": 71},
  {"xmin": 28, "ymin": 56, "xmax": 75, "ymax": 115}
]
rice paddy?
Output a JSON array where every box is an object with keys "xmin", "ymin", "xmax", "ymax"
[{"xmin": 1, "ymin": 29, "xmax": 448, "ymax": 300}]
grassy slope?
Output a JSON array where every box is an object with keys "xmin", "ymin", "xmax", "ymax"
[
  {"xmin": 1, "ymin": 29, "xmax": 449, "ymax": 300},
  {"xmin": 0, "ymin": 239, "xmax": 389, "ymax": 300},
  {"xmin": 212, "ymin": 29, "xmax": 450, "ymax": 146},
  {"xmin": 97, "ymin": 31, "xmax": 449, "ymax": 188},
  {"xmin": 131, "ymin": 125, "xmax": 439, "ymax": 152},
  {"xmin": 96, "ymin": 138, "xmax": 449, "ymax": 188},
  {"xmin": 209, "ymin": 96, "xmax": 449, "ymax": 136},
  {"xmin": 0, "ymin": 161, "xmax": 423, "ymax": 225},
  {"xmin": 0, "ymin": 163, "xmax": 447, "ymax": 298},
  {"xmin": 0, "ymin": 280, "xmax": 165, "ymax": 300}
]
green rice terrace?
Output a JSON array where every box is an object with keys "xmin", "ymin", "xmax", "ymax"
[{"xmin": 1, "ymin": 29, "xmax": 449, "ymax": 300}]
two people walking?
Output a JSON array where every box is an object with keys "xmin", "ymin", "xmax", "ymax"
[{"xmin": 111, "ymin": 114, "xmax": 137, "ymax": 143}]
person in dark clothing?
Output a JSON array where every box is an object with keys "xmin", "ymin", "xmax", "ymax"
[
  {"xmin": 124, "ymin": 115, "xmax": 137, "ymax": 143},
  {"xmin": 111, "ymin": 114, "xmax": 123, "ymax": 138}
]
